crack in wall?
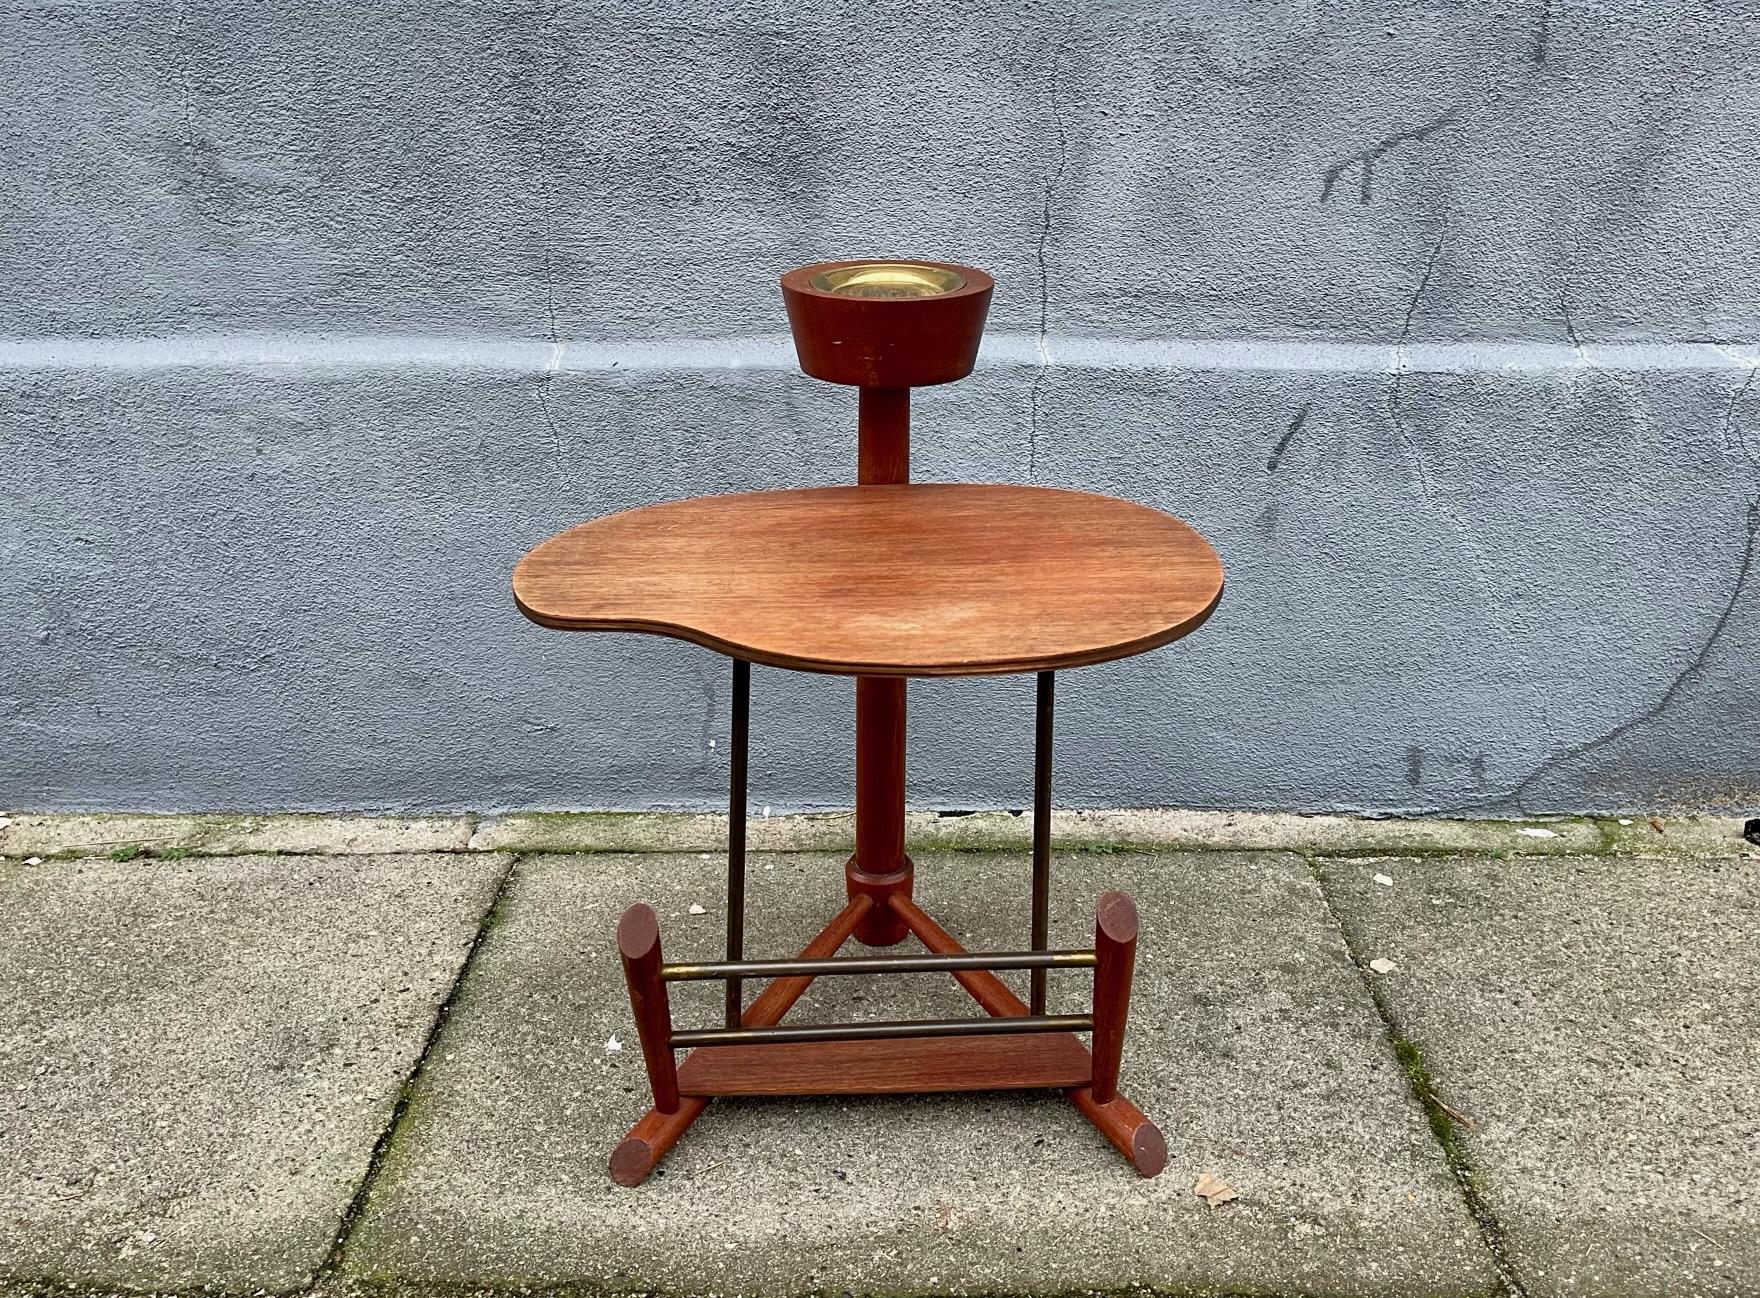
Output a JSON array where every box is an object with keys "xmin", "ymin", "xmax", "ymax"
[
  {"xmin": 1532, "ymin": 0, "xmax": 1551, "ymax": 65},
  {"xmin": 1492, "ymin": 503, "xmax": 1760, "ymax": 812},
  {"xmin": 1721, "ymin": 366, "xmax": 1758, "ymax": 460},
  {"xmin": 535, "ymin": 0, "xmax": 570, "ymax": 488},
  {"xmin": 1460, "ymin": 371, "xmax": 1760, "ymax": 814},
  {"xmin": 1027, "ymin": 8, "xmax": 1076, "ymax": 481},
  {"xmin": 1386, "ymin": 218, "xmax": 1521, "ymax": 694},
  {"xmin": 1266, "ymin": 401, "xmax": 1311, "ymax": 471},
  {"xmin": 1388, "ymin": 219, "xmax": 1449, "ymax": 498},
  {"xmin": 1557, "ymin": 293, "xmax": 1584, "ymax": 355},
  {"xmin": 536, "ymin": 342, "xmax": 567, "ymax": 485},
  {"xmin": 1556, "ymin": 288, "xmax": 1654, "ymax": 442},
  {"xmin": 174, "ymin": 0, "xmax": 196, "ymax": 153},
  {"xmin": 1320, "ymin": 110, "xmax": 1459, "ymax": 204}
]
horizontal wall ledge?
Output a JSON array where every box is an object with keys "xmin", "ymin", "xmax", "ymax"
[{"xmin": 2, "ymin": 332, "xmax": 1756, "ymax": 376}]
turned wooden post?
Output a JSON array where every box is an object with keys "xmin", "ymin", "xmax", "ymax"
[
  {"xmin": 1089, "ymin": 890, "xmax": 1139, "ymax": 1104},
  {"xmin": 617, "ymin": 903, "xmax": 679, "ymax": 1114}
]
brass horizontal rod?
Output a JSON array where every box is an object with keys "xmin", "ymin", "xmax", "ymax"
[
  {"xmin": 671, "ymin": 1013, "xmax": 1091, "ymax": 1049},
  {"xmin": 660, "ymin": 949, "xmax": 1096, "ymax": 983}
]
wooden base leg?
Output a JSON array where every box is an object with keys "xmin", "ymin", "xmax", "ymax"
[
  {"xmin": 1067, "ymin": 1087, "xmax": 1168, "ymax": 1177},
  {"xmin": 888, "ymin": 890, "xmax": 1167, "ymax": 1178},
  {"xmin": 1071, "ymin": 892, "xmax": 1167, "ymax": 1175},
  {"xmin": 608, "ymin": 896, "xmax": 874, "ymax": 1186},
  {"xmin": 610, "ymin": 1097, "xmax": 710, "ymax": 1187}
]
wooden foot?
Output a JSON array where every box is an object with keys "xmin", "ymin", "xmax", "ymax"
[
  {"xmin": 610, "ymin": 1097, "xmax": 710, "ymax": 1187},
  {"xmin": 1067, "ymin": 1086, "xmax": 1167, "ymax": 1177}
]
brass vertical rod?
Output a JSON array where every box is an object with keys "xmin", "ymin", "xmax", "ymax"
[
  {"xmin": 1030, "ymin": 670, "xmax": 1054, "ymax": 1014},
  {"xmin": 726, "ymin": 658, "xmax": 750, "ymax": 1027}
]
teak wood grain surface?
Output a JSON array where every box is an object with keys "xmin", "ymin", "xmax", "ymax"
[
  {"xmin": 513, "ymin": 484, "xmax": 1224, "ymax": 677},
  {"xmin": 675, "ymin": 1032, "xmax": 1093, "ymax": 1097}
]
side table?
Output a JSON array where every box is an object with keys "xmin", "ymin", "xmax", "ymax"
[{"xmin": 512, "ymin": 261, "xmax": 1225, "ymax": 1186}]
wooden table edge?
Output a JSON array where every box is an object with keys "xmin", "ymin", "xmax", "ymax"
[{"xmin": 511, "ymin": 582, "xmax": 1224, "ymax": 677}]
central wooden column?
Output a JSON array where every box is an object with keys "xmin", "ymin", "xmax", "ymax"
[
  {"xmin": 779, "ymin": 258, "xmax": 993, "ymax": 947},
  {"xmin": 847, "ymin": 385, "xmax": 912, "ymax": 945}
]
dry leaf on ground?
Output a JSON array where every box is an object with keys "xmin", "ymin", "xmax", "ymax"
[{"xmin": 1194, "ymin": 1171, "xmax": 1239, "ymax": 1206}]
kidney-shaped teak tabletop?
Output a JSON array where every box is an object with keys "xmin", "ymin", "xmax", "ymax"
[{"xmin": 513, "ymin": 483, "xmax": 1224, "ymax": 677}]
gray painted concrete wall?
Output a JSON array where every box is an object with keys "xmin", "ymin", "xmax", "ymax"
[{"xmin": 3, "ymin": 0, "xmax": 1757, "ymax": 816}]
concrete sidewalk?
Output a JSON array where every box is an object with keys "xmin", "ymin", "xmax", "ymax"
[{"xmin": 0, "ymin": 816, "xmax": 1756, "ymax": 1298}]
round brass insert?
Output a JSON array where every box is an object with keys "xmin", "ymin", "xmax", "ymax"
[{"xmin": 809, "ymin": 263, "xmax": 968, "ymax": 299}]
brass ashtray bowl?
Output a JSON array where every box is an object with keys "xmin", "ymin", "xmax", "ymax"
[
  {"xmin": 781, "ymin": 259, "xmax": 994, "ymax": 388},
  {"xmin": 808, "ymin": 263, "xmax": 968, "ymax": 299}
]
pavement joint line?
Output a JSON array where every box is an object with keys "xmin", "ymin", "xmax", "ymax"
[
  {"xmin": 297, "ymin": 1281, "xmax": 1330, "ymax": 1298},
  {"xmin": 308, "ymin": 853, "xmax": 526, "ymax": 1291},
  {"xmin": 1303, "ymin": 853, "xmax": 1532, "ymax": 1298},
  {"xmin": 0, "ymin": 1281, "xmax": 1437, "ymax": 1298}
]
